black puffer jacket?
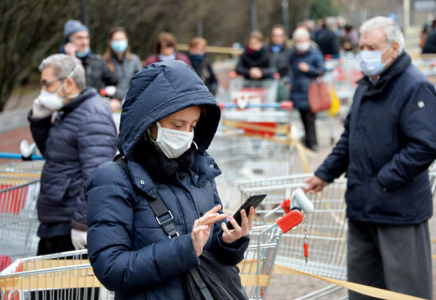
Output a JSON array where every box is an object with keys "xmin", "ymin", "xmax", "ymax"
[
  {"xmin": 29, "ymin": 87, "xmax": 117, "ymax": 237},
  {"xmin": 236, "ymin": 46, "xmax": 275, "ymax": 80},
  {"xmin": 79, "ymin": 54, "xmax": 119, "ymax": 92}
]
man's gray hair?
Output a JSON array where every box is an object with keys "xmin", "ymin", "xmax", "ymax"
[
  {"xmin": 293, "ymin": 27, "xmax": 310, "ymax": 41},
  {"xmin": 360, "ymin": 16, "xmax": 404, "ymax": 53},
  {"xmin": 39, "ymin": 54, "xmax": 86, "ymax": 90}
]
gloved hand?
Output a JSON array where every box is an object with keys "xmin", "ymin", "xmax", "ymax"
[
  {"xmin": 71, "ymin": 228, "xmax": 87, "ymax": 250},
  {"xmin": 32, "ymin": 97, "xmax": 53, "ymax": 119}
]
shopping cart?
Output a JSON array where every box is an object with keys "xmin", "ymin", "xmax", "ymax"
[
  {"xmin": 0, "ymin": 159, "xmax": 42, "ymax": 263},
  {"xmin": 228, "ymin": 73, "xmax": 280, "ymax": 105},
  {"xmin": 238, "ymin": 175, "xmax": 348, "ymax": 299},
  {"xmin": 209, "ymin": 102, "xmax": 295, "ymax": 207},
  {"xmin": 0, "ymin": 200, "xmax": 310, "ymax": 300},
  {"xmin": 0, "ymin": 249, "xmax": 109, "ymax": 300}
]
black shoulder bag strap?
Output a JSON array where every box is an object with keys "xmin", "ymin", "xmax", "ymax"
[{"xmin": 114, "ymin": 154, "xmax": 214, "ymax": 300}]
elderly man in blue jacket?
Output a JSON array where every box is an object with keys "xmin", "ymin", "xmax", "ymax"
[
  {"xmin": 304, "ymin": 17, "xmax": 436, "ymax": 299},
  {"xmin": 28, "ymin": 54, "xmax": 117, "ymax": 255}
]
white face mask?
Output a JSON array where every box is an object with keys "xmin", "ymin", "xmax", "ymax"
[
  {"xmin": 147, "ymin": 122, "xmax": 194, "ymax": 159},
  {"xmin": 295, "ymin": 42, "xmax": 310, "ymax": 52},
  {"xmin": 38, "ymin": 65, "xmax": 80, "ymax": 111}
]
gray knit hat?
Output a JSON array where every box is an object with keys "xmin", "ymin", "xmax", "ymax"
[{"xmin": 63, "ymin": 20, "xmax": 89, "ymax": 40}]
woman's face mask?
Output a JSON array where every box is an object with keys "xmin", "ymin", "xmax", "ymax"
[
  {"xmin": 295, "ymin": 42, "xmax": 310, "ymax": 52},
  {"xmin": 147, "ymin": 122, "xmax": 194, "ymax": 159},
  {"xmin": 111, "ymin": 40, "xmax": 128, "ymax": 53}
]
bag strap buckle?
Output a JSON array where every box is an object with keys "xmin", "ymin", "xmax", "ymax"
[{"xmin": 156, "ymin": 211, "xmax": 179, "ymax": 239}]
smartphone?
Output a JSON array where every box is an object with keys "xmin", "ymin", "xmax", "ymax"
[{"xmin": 227, "ymin": 193, "xmax": 267, "ymax": 230}]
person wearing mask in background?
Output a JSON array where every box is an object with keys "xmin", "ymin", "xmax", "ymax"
[
  {"xmin": 61, "ymin": 20, "xmax": 118, "ymax": 95},
  {"xmin": 315, "ymin": 17, "xmax": 340, "ymax": 57},
  {"xmin": 187, "ymin": 37, "xmax": 218, "ymax": 95},
  {"xmin": 145, "ymin": 32, "xmax": 192, "ymax": 67},
  {"xmin": 289, "ymin": 27, "xmax": 325, "ymax": 152},
  {"xmin": 236, "ymin": 31, "xmax": 274, "ymax": 80},
  {"xmin": 103, "ymin": 27, "xmax": 142, "ymax": 112},
  {"xmin": 304, "ymin": 17, "xmax": 435, "ymax": 299},
  {"xmin": 28, "ymin": 54, "xmax": 117, "ymax": 255},
  {"xmin": 420, "ymin": 14, "xmax": 436, "ymax": 50}
]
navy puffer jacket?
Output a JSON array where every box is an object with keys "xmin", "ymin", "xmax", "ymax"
[
  {"xmin": 85, "ymin": 61, "xmax": 249, "ymax": 300},
  {"xmin": 315, "ymin": 52, "xmax": 436, "ymax": 224},
  {"xmin": 289, "ymin": 47, "xmax": 326, "ymax": 110},
  {"xmin": 29, "ymin": 87, "xmax": 117, "ymax": 236}
]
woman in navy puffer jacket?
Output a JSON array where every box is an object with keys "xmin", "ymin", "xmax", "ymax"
[{"xmin": 85, "ymin": 60, "xmax": 252, "ymax": 300}]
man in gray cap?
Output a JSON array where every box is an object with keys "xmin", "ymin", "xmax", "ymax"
[{"xmin": 61, "ymin": 20, "xmax": 118, "ymax": 97}]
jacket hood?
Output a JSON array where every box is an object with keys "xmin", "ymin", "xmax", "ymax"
[{"xmin": 118, "ymin": 60, "xmax": 221, "ymax": 158}]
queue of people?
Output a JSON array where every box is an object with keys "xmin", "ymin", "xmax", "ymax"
[{"xmin": 26, "ymin": 15, "xmax": 436, "ymax": 300}]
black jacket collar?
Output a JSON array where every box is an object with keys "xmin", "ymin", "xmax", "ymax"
[
  {"xmin": 357, "ymin": 52, "xmax": 411, "ymax": 98},
  {"xmin": 60, "ymin": 87, "xmax": 97, "ymax": 116}
]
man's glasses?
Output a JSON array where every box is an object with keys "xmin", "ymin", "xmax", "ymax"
[{"xmin": 40, "ymin": 78, "xmax": 65, "ymax": 90}]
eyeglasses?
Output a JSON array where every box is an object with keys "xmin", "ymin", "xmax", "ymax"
[{"xmin": 40, "ymin": 78, "xmax": 65, "ymax": 90}]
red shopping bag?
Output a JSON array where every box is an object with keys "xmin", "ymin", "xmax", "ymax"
[{"xmin": 308, "ymin": 78, "xmax": 331, "ymax": 113}]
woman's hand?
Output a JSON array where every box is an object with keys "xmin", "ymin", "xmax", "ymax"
[
  {"xmin": 191, "ymin": 204, "xmax": 228, "ymax": 257},
  {"xmin": 221, "ymin": 207, "xmax": 256, "ymax": 244},
  {"xmin": 298, "ymin": 62, "xmax": 310, "ymax": 73}
]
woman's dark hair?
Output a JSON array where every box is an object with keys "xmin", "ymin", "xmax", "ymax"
[
  {"xmin": 103, "ymin": 26, "xmax": 132, "ymax": 71},
  {"xmin": 155, "ymin": 32, "xmax": 177, "ymax": 54}
]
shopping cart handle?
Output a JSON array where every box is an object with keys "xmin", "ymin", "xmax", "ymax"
[
  {"xmin": 277, "ymin": 208, "xmax": 304, "ymax": 233},
  {"xmin": 0, "ymin": 152, "xmax": 44, "ymax": 161},
  {"xmin": 280, "ymin": 189, "xmax": 314, "ymax": 213},
  {"xmin": 219, "ymin": 102, "xmax": 293, "ymax": 111}
]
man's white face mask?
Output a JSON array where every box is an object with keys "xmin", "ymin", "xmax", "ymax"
[
  {"xmin": 147, "ymin": 122, "xmax": 195, "ymax": 159},
  {"xmin": 38, "ymin": 65, "xmax": 80, "ymax": 111}
]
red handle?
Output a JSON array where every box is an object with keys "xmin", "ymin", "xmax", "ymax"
[
  {"xmin": 277, "ymin": 209, "xmax": 303, "ymax": 233},
  {"xmin": 279, "ymin": 198, "xmax": 291, "ymax": 214},
  {"xmin": 304, "ymin": 242, "xmax": 309, "ymax": 258}
]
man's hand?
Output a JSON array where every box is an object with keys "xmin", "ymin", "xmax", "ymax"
[
  {"xmin": 303, "ymin": 175, "xmax": 326, "ymax": 194},
  {"xmin": 191, "ymin": 205, "xmax": 228, "ymax": 257},
  {"xmin": 32, "ymin": 98, "xmax": 53, "ymax": 119},
  {"xmin": 71, "ymin": 228, "xmax": 87, "ymax": 250},
  {"xmin": 298, "ymin": 62, "xmax": 310, "ymax": 73},
  {"xmin": 64, "ymin": 42, "xmax": 78, "ymax": 57},
  {"xmin": 221, "ymin": 206, "xmax": 256, "ymax": 244},
  {"xmin": 249, "ymin": 67, "xmax": 263, "ymax": 79}
]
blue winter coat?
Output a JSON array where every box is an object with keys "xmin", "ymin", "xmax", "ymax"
[
  {"xmin": 289, "ymin": 47, "xmax": 326, "ymax": 110},
  {"xmin": 29, "ymin": 87, "xmax": 117, "ymax": 236},
  {"xmin": 85, "ymin": 61, "xmax": 249, "ymax": 300},
  {"xmin": 315, "ymin": 52, "xmax": 436, "ymax": 224}
]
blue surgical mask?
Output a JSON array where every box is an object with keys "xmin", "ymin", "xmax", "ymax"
[
  {"xmin": 111, "ymin": 40, "xmax": 128, "ymax": 53},
  {"xmin": 359, "ymin": 46, "xmax": 392, "ymax": 77},
  {"xmin": 76, "ymin": 47, "xmax": 90, "ymax": 58}
]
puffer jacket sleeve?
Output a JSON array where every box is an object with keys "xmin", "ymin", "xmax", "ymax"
[
  {"xmin": 28, "ymin": 111, "xmax": 52, "ymax": 156},
  {"xmin": 377, "ymin": 81, "xmax": 436, "ymax": 190},
  {"xmin": 86, "ymin": 163, "xmax": 200, "ymax": 292},
  {"xmin": 72, "ymin": 111, "xmax": 117, "ymax": 230},
  {"xmin": 209, "ymin": 180, "xmax": 249, "ymax": 264},
  {"xmin": 307, "ymin": 50, "xmax": 326, "ymax": 78},
  {"xmin": 315, "ymin": 110, "xmax": 350, "ymax": 182},
  {"xmin": 236, "ymin": 55, "xmax": 250, "ymax": 77}
]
